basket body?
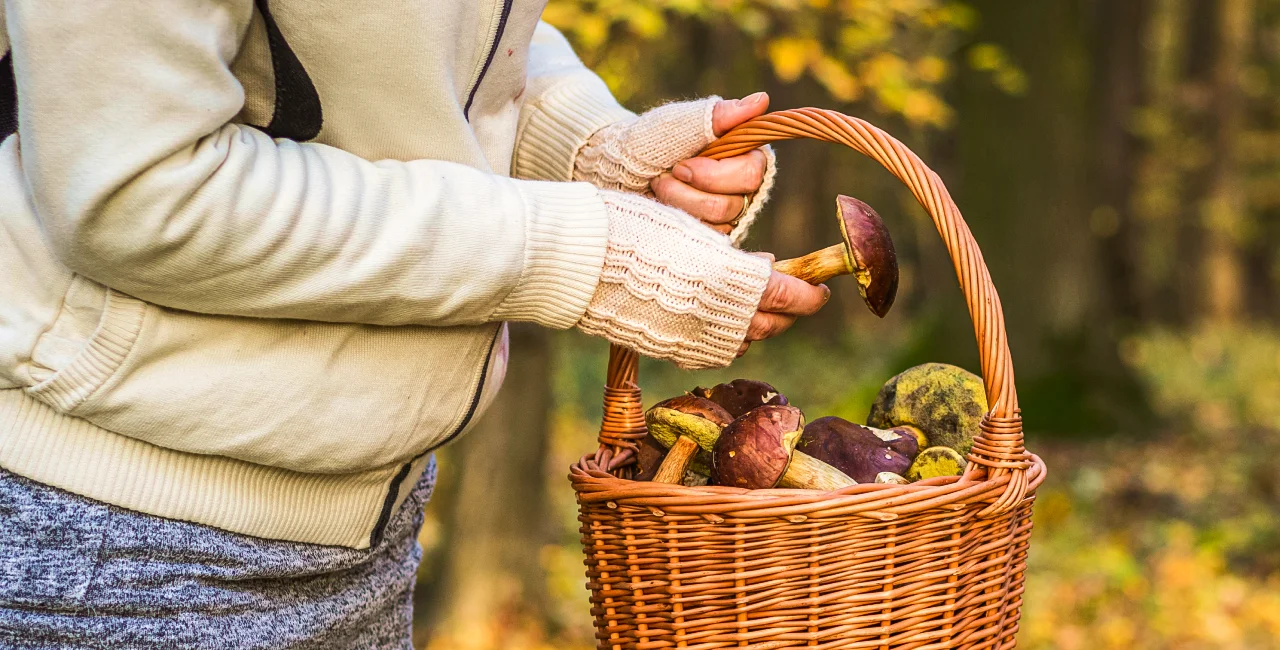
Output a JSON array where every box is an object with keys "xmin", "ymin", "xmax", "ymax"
[
  {"xmin": 575, "ymin": 479, "xmax": 1038, "ymax": 649},
  {"xmin": 571, "ymin": 109, "xmax": 1045, "ymax": 649}
]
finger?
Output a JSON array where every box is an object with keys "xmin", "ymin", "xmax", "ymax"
[
  {"xmin": 758, "ymin": 272, "xmax": 830, "ymax": 316},
  {"xmin": 736, "ymin": 341, "xmax": 750, "ymax": 357},
  {"xmin": 672, "ymin": 150, "xmax": 767, "ymax": 195},
  {"xmin": 746, "ymin": 311, "xmax": 796, "ymax": 341},
  {"xmin": 651, "ymin": 173, "xmax": 745, "ymax": 225},
  {"xmin": 712, "ymin": 92, "xmax": 770, "ymax": 137}
]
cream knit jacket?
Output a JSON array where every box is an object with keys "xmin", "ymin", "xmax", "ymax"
[{"xmin": 0, "ymin": 2, "xmax": 772, "ymax": 548}]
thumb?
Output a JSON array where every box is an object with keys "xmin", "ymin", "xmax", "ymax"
[{"xmin": 712, "ymin": 92, "xmax": 770, "ymax": 137}]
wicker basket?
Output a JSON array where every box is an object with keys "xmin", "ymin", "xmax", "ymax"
[{"xmin": 570, "ymin": 108, "xmax": 1047, "ymax": 650}]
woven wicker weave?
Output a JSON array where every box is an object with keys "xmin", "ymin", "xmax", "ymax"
[{"xmin": 570, "ymin": 108, "xmax": 1047, "ymax": 650}]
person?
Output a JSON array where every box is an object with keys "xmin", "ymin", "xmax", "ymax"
[{"xmin": 0, "ymin": 2, "xmax": 829, "ymax": 648}]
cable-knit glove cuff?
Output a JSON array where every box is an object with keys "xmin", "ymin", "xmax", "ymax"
[
  {"xmin": 573, "ymin": 97, "xmax": 720, "ymax": 194},
  {"xmin": 729, "ymin": 145, "xmax": 777, "ymax": 246},
  {"xmin": 576, "ymin": 191, "xmax": 772, "ymax": 370}
]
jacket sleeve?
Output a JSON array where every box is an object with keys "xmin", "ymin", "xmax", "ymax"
[
  {"xmin": 7, "ymin": 1, "xmax": 609, "ymax": 329},
  {"xmin": 511, "ymin": 22, "xmax": 635, "ymax": 183}
]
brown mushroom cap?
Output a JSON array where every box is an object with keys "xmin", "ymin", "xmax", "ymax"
[
  {"xmin": 795, "ymin": 416, "xmax": 914, "ymax": 483},
  {"xmin": 711, "ymin": 405, "xmax": 805, "ymax": 489},
  {"xmin": 691, "ymin": 379, "xmax": 788, "ymax": 418},
  {"xmin": 837, "ymin": 195, "xmax": 898, "ymax": 318},
  {"xmin": 632, "ymin": 434, "xmax": 668, "ymax": 482}
]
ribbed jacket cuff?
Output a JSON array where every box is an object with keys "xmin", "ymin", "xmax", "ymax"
[
  {"xmin": 513, "ymin": 73, "xmax": 635, "ymax": 182},
  {"xmin": 490, "ymin": 181, "xmax": 610, "ymax": 329}
]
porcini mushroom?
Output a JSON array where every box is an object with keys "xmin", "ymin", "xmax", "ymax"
[
  {"xmin": 711, "ymin": 405, "xmax": 857, "ymax": 490},
  {"xmin": 794, "ymin": 416, "xmax": 922, "ymax": 483},
  {"xmin": 904, "ymin": 446, "xmax": 967, "ymax": 481},
  {"xmin": 772, "ymin": 196, "xmax": 899, "ymax": 317},
  {"xmin": 867, "ymin": 363, "xmax": 987, "ymax": 456},
  {"xmin": 645, "ymin": 395, "xmax": 733, "ymax": 484},
  {"xmin": 691, "ymin": 379, "xmax": 788, "ymax": 418}
]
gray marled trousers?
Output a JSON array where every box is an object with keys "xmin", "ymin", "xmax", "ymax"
[{"xmin": 0, "ymin": 459, "xmax": 435, "ymax": 650}]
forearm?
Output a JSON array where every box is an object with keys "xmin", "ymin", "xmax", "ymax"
[{"xmin": 512, "ymin": 22, "xmax": 634, "ymax": 183}]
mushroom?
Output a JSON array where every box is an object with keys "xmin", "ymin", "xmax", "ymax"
[
  {"xmin": 875, "ymin": 472, "xmax": 910, "ymax": 485},
  {"xmin": 904, "ymin": 446, "xmax": 967, "ymax": 481},
  {"xmin": 691, "ymin": 379, "xmax": 788, "ymax": 418},
  {"xmin": 794, "ymin": 416, "xmax": 922, "ymax": 483},
  {"xmin": 644, "ymin": 395, "xmax": 733, "ymax": 484},
  {"xmin": 632, "ymin": 434, "xmax": 668, "ymax": 482},
  {"xmin": 634, "ymin": 436, "xmax": 712, "ymax": 486},
  {"xmin": 772, "ymin": 195, "xmax": 899, "ymax": 317},
  {"xmin": 867, "ymin": 363, "xmax": 988, "ymax": 456},
  {"xmin": 711, "ymin": 405, "xmax": 857, "ymax": 490}
]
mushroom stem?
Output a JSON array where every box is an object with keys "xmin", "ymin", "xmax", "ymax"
[
  {"xmin": 777, "ymin": 451, "xmax": 858, "ymax": 490},
  {"xmin": 773, "ymin": 243, "xmax": 852, "ymax": 285},
  {"xmin": 652, "ymin": 436, "xmax": 700, "ymax": 484}
]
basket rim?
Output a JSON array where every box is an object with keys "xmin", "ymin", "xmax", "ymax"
[{"xmin": 571, "ymin": 453, "xmax": 1045, "ymax": 521}]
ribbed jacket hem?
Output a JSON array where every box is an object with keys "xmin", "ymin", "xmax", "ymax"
[
  {"xmin": 513, "ymin": 73, "xmax": 635, "ymax": 183},
  {"xmin": 490, "ymin": 182, "xmax": 609, "ymax": 329},
  {"xmin": 0, "ymin": 389, "xmax": 428, "ymax": 549}
]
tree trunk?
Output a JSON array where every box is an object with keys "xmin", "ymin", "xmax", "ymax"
[
  {"xmin": 1200, "ymin": 0, "xmax": 1252, "ymax": 323},
  {"xmin": 1094, "ymin": 0, "xmax": 1149, "ymax": 325},
  {"xmin": 1170, "ymin": 0, "xmax": 1219, "ymax": 324},
  {"xmin": 416, "ymin": 323, "xmax": 554, "ymax": 649}
]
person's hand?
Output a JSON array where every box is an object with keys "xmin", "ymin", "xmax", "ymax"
[
  {"xmin": 738, "ymin": 264, "xmax": 830, "ymax": 357},
  {"xmin": 650, "ymin": 92, "xmax": 772, "ymax": 234}
]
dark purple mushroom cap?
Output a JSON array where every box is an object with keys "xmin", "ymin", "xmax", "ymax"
[
  {"xmin": 632, "ymin": 434, "xmax": 668, "ymax": 482},
  {"xmin": 711, "ymin": 405, "xmax": 805, "ymax": 489},
  {"xmin": 691, "ymin": 379, "xmax": 789, "ymax": 418},
  {"xmin": 837, "ymin": 195, "xmax": 898, "ymax": 318},
  {"xmin": 795, "ymin": 416, "xmax": 914, "ymax": 483},
  {"xmin": 651, "ymin": 394, "xmax": 735, "ymax": 427}
]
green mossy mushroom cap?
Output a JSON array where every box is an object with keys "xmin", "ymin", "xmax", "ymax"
[
  {"xmin": 645, "ymin": 395, "xmax": 734, "ymax": 452},
  {"xmin": 904, "ymin": 446, "xmax": 967, "ymax": 481},
  {"xmin": 867, "ymin": 363, "xmax": 987, "ymax": 457}
]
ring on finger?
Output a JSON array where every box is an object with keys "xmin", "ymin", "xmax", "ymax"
[{"xmin": 729, "ymin": 193, "xmax": 752, "ymax": 227}]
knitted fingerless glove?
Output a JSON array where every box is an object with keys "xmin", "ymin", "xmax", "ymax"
[
  {"xmin": 573, "ymin": 98, "xmax": 777, "ymax": 246},
  {"xmin": 577, "ymin": 191, "xmax": 772, "ymax": 370}
]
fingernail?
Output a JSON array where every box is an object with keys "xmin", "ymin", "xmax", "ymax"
[
  {"xmin": 743, "ymin": 91, "xmax": 766, "ymax": 105},
  {"xmin": 821, "ymin": 285, "xmax": 831, "ymax": 304},
  {"xmin": 672, "ymin": 164, "xmax": 693, "ymax": 183}
]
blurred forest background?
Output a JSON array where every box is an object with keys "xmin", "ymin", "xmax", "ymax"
[{"xmin": 415, "ymin": 0, "xmax": 1280, "ymax": 648}]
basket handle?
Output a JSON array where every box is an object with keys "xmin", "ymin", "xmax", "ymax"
[{"xmin": 594, "ymin": 108, "xmax": 1032, "ymax": 515}]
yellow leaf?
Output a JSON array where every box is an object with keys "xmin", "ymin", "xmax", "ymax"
[
  {"xmin": 812, "ymin": 56, "xmax": 860, "ymax": 101},
  {"xmin": 902, "ymin": 89, "xmax": 952, "ymax": 128},
  {"xmin": 768, "ymin": 37, "xmax": 816, "ymax": 83},
  {"xmin": 915, "ymin": 56, "xmax": 949, "ymax": 84}
]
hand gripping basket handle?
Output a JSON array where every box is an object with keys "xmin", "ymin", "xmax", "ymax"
[{"xmin": 595, "ymin": 108, "xmax": 1033, "ymax": 516}]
